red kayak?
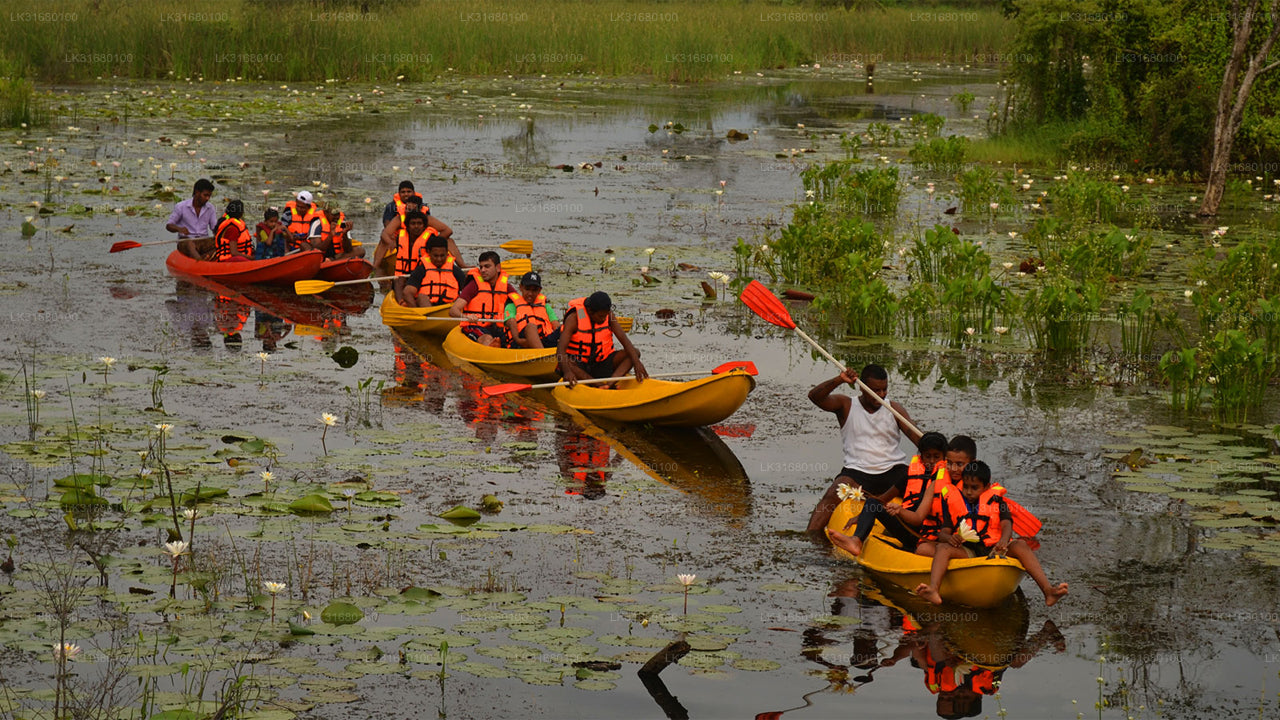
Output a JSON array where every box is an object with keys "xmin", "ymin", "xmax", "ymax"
[
  {"xmin": 166, "ymin": 250, "xmax": 325, "ymax": 286},
  {"xmin": 316, "ymin": 257, "xmax": 374, "ymax": 282}
]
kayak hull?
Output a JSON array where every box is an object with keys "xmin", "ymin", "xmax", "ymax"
[
  {"xmin": 827, "ymin": 498, "xmax": 1026, "ymax": 609},
  {"xmin": 379, "ymin": 293, "xmax": 453, "ymax": 336},
  {"xmin": 551, "ymin": 371, "xmax": 755, "ymax": 427},
  {"xmin": 166, "ymin": 249, "xmax": 324, "ymax": 286},
  {"xmin": 316, "ymin": 257, "xmax": 373, "ymax": 282},
  {"xmin": 442, "ymin": 327, "xmax": 558, "ymax": 381}
]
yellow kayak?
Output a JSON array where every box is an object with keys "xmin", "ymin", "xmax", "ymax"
[
  {"xmin": 441, "ymin": 327, "xmax": 559, "ymax": 381},
  {"xmin": 827, "ymin": 498, "xmax": 1026, "ymax": 609},
  {"xmin": 379, "ymin": 293, "xmax": 454, "ymax": 336},
  {"xmin": 550, "ymin": 370, "xmax": 755, "ymax": 427}
]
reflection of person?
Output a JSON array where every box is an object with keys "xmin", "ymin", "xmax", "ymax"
[
  {"xmin": 557, "ymin": 292, "xmax": 646, "ymax": 385},
  {"xmin": 557, "ymin": 426, "xmax": 617, "ymax": 499},
  {"xmin": 807, "ymin": 364, "xmax": 922, "ymax": 534}
]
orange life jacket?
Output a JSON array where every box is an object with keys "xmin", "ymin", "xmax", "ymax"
[
  {"xmin": 318, "ymin": 211, "xmax": 347, "ymax": 256},
  {"xmin": 213, "ymin": 216, "xmax": 252, "ymax": 261},
  {"xmin": 564, "ymin": 297, "xmax": 615, "ymax": 363},
  {"xmin": 392, "ymin": 192, "xmax": 427, "ymax": 224},
  {"xmin": 965, "ymin": 668, "xmax": 996, "ymax": 694},
  {"xmin": 284, "ymin": 201, "xmax": 322, "ymax": 249},
  {"xmin": 509, "ymin": 292, "xmax": 554, "ymax": 338},
  {"xmin": 416, "ymin": 255, "xmax": 461, "ymax": 306},
  {"xmin": 902, "ymin": 456, "xmax": 948, "ymax": 513},
  {"xmin": 395, "ymin": 225, "xmax": 438, "ymax": 276},
  {"xmin": 462, "ymin": 267, "xmax": 510, "ymax": 333},
  {"xmin": 923, "ymin": 646, "xmax": 959, "ymax": 694},
  {"xmin": 944, "ymin": 486, "xmax": 1008, "ymax": 546}
]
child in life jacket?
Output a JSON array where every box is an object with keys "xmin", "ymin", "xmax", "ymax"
[
  {"xmin": 915, "ymin": 461, "xmax": 1068, "ymax": 607},
  {"xmin": 828, "ymin": 431, "xmax": 949, "ymax": 557},
  {"xmin": 914, "ymin": 435, "xmax": 976, "ymax": 558}
]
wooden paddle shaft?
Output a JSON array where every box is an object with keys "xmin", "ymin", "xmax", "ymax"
[{"xmin": 793, "ymin": 327, "xmax": 922, "ymax": 437}]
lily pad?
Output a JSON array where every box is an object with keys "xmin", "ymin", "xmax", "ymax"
[
  {"xmin": 320, "ymin": 601, "xmax": 364, "ymax": 625},
  {"xmin": 290, "ymin": 495, "xmax": 335, "ymax": 514},
  {"xmin": 439, "ymin": 505, "xmax": 481, "ymax": 520},
  {"xmin": 732, "ymin": 658, "xmax": 781, "ymax": 672}
]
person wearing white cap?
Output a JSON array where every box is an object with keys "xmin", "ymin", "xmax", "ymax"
[{"xmin": 283, "ymin": 190, "xmax": 324, "ymax": 252}]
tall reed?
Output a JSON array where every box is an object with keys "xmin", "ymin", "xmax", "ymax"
[{"xmin": 4, "ymin": 1, "xmax": 1009, "ymax": 83}]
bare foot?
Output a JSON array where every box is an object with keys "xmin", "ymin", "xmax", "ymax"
[
  {"xmin": 829, "ymin": 530, "xmax": 863, "ymax": 557},
  {"xmin": 1044, "ymin": 582, "xmax": 1069, "ymax": 607},
  {"xmin": 914, "ymin": 583, "xmax": 943, "ymax": 606}
]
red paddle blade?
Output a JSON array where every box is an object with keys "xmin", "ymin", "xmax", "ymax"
[
  {"xmin": 482, "ymin": 382, "xmax": 533, "ymax": 397},
  {"xmin": 739, "ymin": 280, "xmax": 797, "ymax": 330},
  {"xmin": 711, "ymin": 360, "xmax": 759, "ymax": 375},
  {"xmin": 109, "ymin": 241, "xmax": 142, "ymax": 253}
]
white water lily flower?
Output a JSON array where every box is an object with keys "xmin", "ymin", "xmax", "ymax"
[
  {"xmin": 836, "ymin": 483, "xmax": 866, "ymax": 502},
  {"xmin": 30, "ymin": 389, "xmax": 45, "ymax": 400},
  {"xmin": 639, "ymin": 266, "xmax": 649, "ymax": 274},
  {"xmin": 99, "ymin": 356, "xmax": 117, "ymax": 367},
  {"xmin": 1120, "ymin": 185, "xmax": 1130, "ymax": 192},
  {"xmin": 1207, "ymin": 376, "xmax": 1218, "ymax": 385},
  {"xmin": 988, "ymin": 202, "xmax": 999, "ymax": 211},
  {"xmin": 677, "ymin": 574, "xmax": 697, "ymax": 586},
  {"xmin": 182, "ymin": 508, "xmax": 200, "ymax": 521},
  {"xmin": 257, "ymin": 351, "xmax": 270, "ymax": 361},
  {"xmin": 994, "ymin": 326, "xmax": 1009, "ymax": 335},
  {"xmin": 805, "ymin": 189, "xmax": 816, "ymax": 199},
  {"xmin": 163, "ymin": 540, "xmax": 189, "ymax": 558},
  {"xmin": 154, "ymin": 423, "xmax": 174, "ymax": 436},
  {"xmin": 965, "ymin": 327, "xmax": 976, "ymax": 336},
  {"xmin": 260, "ymin": 470, "xmax": 274, "ymax": 484},
  {"xmin": 1002, "ymin": 262, "xmax": 1013, "ymax": 270},
  {"xmin": 1184, "ymin": 290, "xmax": 1194, "ymax": 298},
  {"xmin": 53, "ymin": 643, "xmax": 81, "ymax": 662},
  {"xmin": 644, "ymin": 247, "xmax": 656, "ymax": 257},
  {"xmin": 957, "ymin": 520, "xmax": 980, "ymax": 543},
  {"xmin": 262, "ymin": 581, "xmax": 287, "ymax": 595},
  {"xmin": 1008, "ymin": 231, "xmax": 1018, "ymax": 239},
  {"xmin": 320, "ymin": 413, "xmax": 338, "ymax": 427}
]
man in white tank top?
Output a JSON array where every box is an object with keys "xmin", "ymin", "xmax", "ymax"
[{"xmin": 806, "ymin": 364, "xmax": 923, "ymax": 534}]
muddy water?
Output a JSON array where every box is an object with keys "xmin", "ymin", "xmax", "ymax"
[{"xmin": 2, "ymin": 66, "xmax": 1280, "ymax": 719}]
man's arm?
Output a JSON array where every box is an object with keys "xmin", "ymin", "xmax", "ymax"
[
  {"xmin": 428, "ymin": 215, "xmax": 453, "ymax": 241},
  {"xmin": 890, "ymin": 401, "xmax": 923, "ymax": 445},
  {"xmin": 809, "ymin": 370, "xmax": 854, "ymax": 419},
  {"xmin": 557, "ymin": 312, "xmax": 580, "ymax": 381},
  {"xmin": 610, "ymin": 315, "xmax": 647, "ymax": 381}
]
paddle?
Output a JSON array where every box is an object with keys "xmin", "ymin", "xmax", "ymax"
[
  {"xmin": 109, "ymin": 236, "xmax": 212, "ymax": 253},
  {"xmin": 739, "ymin": 280, "xmax": 922, "ymax": 437},
  {"xmin": 456, "ymin": 239, "xmax": 533, "ymax": 255},
  {"xmin": 295, "ymin": 275, "xmax": 406, "ymax": 295},
  {"xmin": 350, "ymin": 233, "xmax": 532, "ymax": 256},
  {"xmin": 482, "ymin": 360, "xmax": 757, "ymax": 397},
  {"xmin": 293, "ymin": 258, "xmax": 532, "ymax": 295}
]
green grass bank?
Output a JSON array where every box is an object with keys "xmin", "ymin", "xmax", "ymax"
[{"xmin": 2, "ymin": 1, "xmax": 1008, "ymax": 83}]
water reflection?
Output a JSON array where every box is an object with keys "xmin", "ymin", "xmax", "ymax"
[
  {"xmin": 557, "ymin": 418, "xmax": 618, "ymax": 499},
  {"xmin": 762, "ymin": 575, "xmax": 1065, "ymax": 718},
  {"xmin": 169, "ymin": 278, "xmax": 373, "ymax": 352}
]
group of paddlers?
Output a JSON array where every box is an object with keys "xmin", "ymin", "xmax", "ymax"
[
  {"xmin": 807, "ymin": 366, "xmax": 1068, "ymax": 607},
  {"xmin": 165, "ymin": 178, "xmax": 646, "ymax": 386}
]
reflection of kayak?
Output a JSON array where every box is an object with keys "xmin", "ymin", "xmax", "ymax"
[
  {"xmin": 379, "ymin": 293, "xmax": 453, "ymax": 336},
  {"xmin": 856, "ymin": 574, "xmax": 1031, "ymax": 669},
  {"xmin": 317, "ymin": 257, "xmax": 373, "ymax": 282},
  {"xmin": 828, "ymin": 499, "xmax": 1026, "ymax": 609},
  {"xmin": 166, "ymin": 249, "xmax": 324, "ymax": 286},
  {"xmin": 551, "ymin": 371, "xmax": 755, "ymax": 427},
  {"xmin": 608, "ymin": 424, "xmax": 751, "ymax": 516},
  {"xmin": 442, "ymin": 327, "xmax": 558, "ymax": 381}
]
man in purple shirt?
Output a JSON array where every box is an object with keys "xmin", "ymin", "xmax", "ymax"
[{"xmin": 166, "ymin": 179, "xmax": 218, "ymax": 258}]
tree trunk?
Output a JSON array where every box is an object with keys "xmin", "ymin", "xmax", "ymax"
[{"xmin": 1200, "ymin": 0, "xmax": 1280, "ymax": 216}]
